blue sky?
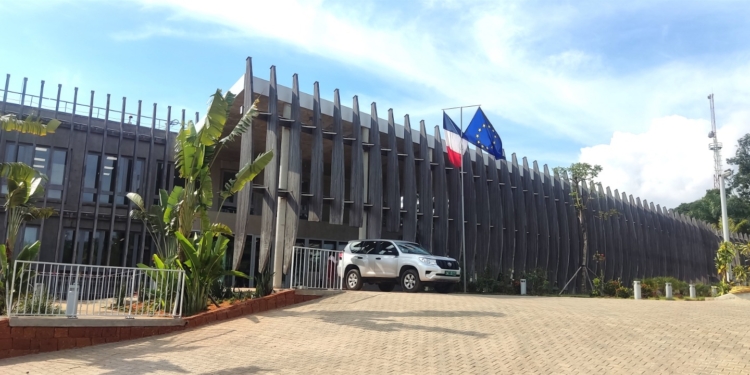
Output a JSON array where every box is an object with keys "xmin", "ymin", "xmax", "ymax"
[{"xmin": 2, "ymin": 0, "xmax": 750, "ymax": 207}]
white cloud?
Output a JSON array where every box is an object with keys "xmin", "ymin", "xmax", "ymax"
[
  {"xmin": 115, "ymin": 0, "xmax": 750, "ymax": 208},
  {"xmin": 579, "ymin": 114, "xmax": 746, "ymax": 208}
]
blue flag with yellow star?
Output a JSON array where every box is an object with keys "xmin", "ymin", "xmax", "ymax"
[{"xmin": 462, "ymin": 107, "xmax": 504, "ymax": 160}]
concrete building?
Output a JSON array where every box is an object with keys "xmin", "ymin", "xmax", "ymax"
[{"xmin": 0, "ymin": 58, "xmax": 734, "ymax": 289}]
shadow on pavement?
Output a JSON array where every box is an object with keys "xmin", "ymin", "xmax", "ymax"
[{"xmin": 269, "ymin": 308, "xmax": 503, "ymax": 338}]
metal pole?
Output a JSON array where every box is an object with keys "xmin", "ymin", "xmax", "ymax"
[
  {"xmin": 719, "ymin": 173, "xmax": 732, "ymax": 280},
  {"xmin": 460, "ymin": 107, "xmax": 467, "ymax": 293}
]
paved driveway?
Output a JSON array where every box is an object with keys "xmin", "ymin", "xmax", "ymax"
[{"xmin": 1, "ymin": 292, "xmax": 749, "ymax": 374}]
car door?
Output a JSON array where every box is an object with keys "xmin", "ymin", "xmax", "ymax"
[
  {"xmin": 369, "ymin": 241, "xmax": 400, "ymax": 277},
  {"xmin": 353, "ymin": 241, "xmax": 376, "ymax": 276}
]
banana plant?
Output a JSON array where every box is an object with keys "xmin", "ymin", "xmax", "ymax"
[
  {"xmin": 0, "ymin": 162, "xmax": 55, "ymax": 262},
  {"xmin": 0, "ymin": 113, "xmax": 60, "ymax": 136},
  {"xmin": 129, "ymin": 89, "xmax": 272, "ymax": 315},
  {"xmin": 0, "ymin": 241, "xmax": 41, "ymax": 314},
  {"xmin": 166, "ymin": 90, "xmax": 272, "ymax": 259},
  {"xmin": 139, "ymin": 230, "xmax": 247, "ymax": 315}
]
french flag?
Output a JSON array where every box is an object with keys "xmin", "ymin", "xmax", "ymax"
[{"xmin": 443, "ymin": 112, "xmax": 467, "ymax": 168}]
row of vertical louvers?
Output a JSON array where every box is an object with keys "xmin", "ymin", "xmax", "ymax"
[{"xmin": 238, "ymin": 58, "xmax": 746, "ymax": 287}]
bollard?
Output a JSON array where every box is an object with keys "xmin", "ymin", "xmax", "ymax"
[
  {"xmin": 665, "ymin": 283, "xmax": 673, "ymax": 299},
  {"xmin": 634, "ymin": 280, "xmax": 642, "ymax": 300},
  {"xmin": 689, "ymin": 284, "xmax": 696, "ymax": 298},
  {"xmin": 66, "ymin": 284, "xmax": 79, "ymax": 318},
  {"xmin": 520, "ymin": 279, "xmax": 527, "ymax": 295},
  {"xmin": 711, "ymin": 286, "xmax": 717, "ymax": 297}
]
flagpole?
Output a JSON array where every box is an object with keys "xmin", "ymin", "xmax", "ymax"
[
  {"xmin": 443, "ymin": 104, "xmax": 480, "ymax": 294},
  {"xmin": 459, "ymin": 106, "xmax": 467, "ymax": 293}
]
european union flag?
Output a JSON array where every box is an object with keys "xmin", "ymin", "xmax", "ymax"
[{"xmin": 463, "ymin": 107, "xmax": 504, "ymax": 160}]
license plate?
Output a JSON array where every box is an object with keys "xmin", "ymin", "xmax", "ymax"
[{"xmin": 444, "ymin": 271, "xmax": 457, "ymax": 276}]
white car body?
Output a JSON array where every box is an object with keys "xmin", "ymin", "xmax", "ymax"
[{"xmin": 337, "ymin": 239, "xmax": 461, "ymax": 292}]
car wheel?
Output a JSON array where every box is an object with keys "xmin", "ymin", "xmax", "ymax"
[
  {"xmin": 378, "ymin": 283, "xmax": 396, "ymax": 292},
  {"xmin": 435, "ymin": 283, "xmax": 455, "ymax": 294},
  {"xmin": 401, "ymin": 269, "xmax": 422, "ymax": 293},
  {"xmin": 345, "ymin": 268, "xmax": 363, "ymax": 290}
]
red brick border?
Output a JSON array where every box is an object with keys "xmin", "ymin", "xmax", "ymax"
[{"xmin": 0, "ymin": 290, "xmax": 321, "ymax": 360}]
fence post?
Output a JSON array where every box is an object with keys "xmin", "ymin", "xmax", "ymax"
[
  {"xmin": 289, "ymin": 247, "xmax": 296, "ymax": 289},
  {"xmin": 8, "ymin": 260, "xmax": 18, "ymax": 318},
  {"xmin": 127, "ymin": 269, "xmax": 136, "ymax": 319}
]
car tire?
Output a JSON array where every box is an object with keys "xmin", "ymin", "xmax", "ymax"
[
  {"xmin": 435, "ymin": 283, "xmax": 455, "ymax": 294},
  {"xmin": 377, "ymin": 283, "xmax": 396, "ymax": 292},
  {"xmin": 401, "ymin": 269, "xmax": 422, "ymax": 293},
  {"xmin": 345, "ymin": 268, "xmax": 363, "ymax": 290}
]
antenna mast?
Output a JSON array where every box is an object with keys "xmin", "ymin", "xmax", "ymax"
[{"xmin": 708, "ymin": 94, "xmax": 722, "ymax": 188}]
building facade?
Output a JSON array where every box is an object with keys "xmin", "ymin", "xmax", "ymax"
[{"xmin": 1, "ymin": 58, "xmax": 744, "ymax": 289}]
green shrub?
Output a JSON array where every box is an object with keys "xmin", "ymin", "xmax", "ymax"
[
  {"xmin": 694, "ymin": 283, "xmax": 711, "ymax": 297},
  {"xmin": 603, "ymin": 279, "xmax": 622, "ymax": 297},
  {"xmin": 525, "ymin": 269, "xmax": 552, "ymax": 296},
  {"xmin": 615, "ymin": 286, "xmax": 631, "ymax": 298},
  {"xmin": 591, "ymin": 278, "xmax": 602, "ymax": 297}
]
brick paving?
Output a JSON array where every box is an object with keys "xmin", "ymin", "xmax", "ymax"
[{"xmin": 1, "ymin": 292, "xmax": 749, "ymax": 374}]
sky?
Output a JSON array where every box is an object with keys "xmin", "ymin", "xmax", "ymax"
[{"xmin": 1, "ymin": 0, "xmax": 749, "ymax": 209}]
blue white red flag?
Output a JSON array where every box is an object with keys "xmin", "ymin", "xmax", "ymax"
[{"xmin": 443, "ymin": 112, "xmax": 467, "ymax": 167}]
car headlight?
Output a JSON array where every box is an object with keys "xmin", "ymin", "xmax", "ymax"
[{"xmin": 419, "ymin": 257, "xmax": 437, "ymax": 265}]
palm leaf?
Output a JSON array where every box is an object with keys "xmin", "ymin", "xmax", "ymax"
[
  {"xmin": 0, "ymin": 114, "xmax": 60, "ymax": 136},
  {"xmin": 0, "ymin": 245, "xmax": 7, "ymax": 276},
  {"xmin": 209, "ymin": 223, "xmax": 233, "ymax": 236},
  {"xmin": 220, "ymin": 150, "xmax": 273, "ymax": 199},
  {"xmin": 175, "ymin": 232, "xmax": 199, "ymax": 269},
  {"xmin": 162, "ymin": 186, "xmax": 184, "ymax": 224},
  {"xmin": 198, "ymin": 90, "xmax": 228, "ymax": 146},
  {"xmin": 16, "ymin": 241, "xmax": 41, "ymax": 261},
  {"xmin": 219, "ymin": 98, "xmax": 259, "ymax": 146},
  {"xmin": 23, "ymin": 207, "xmax": 56, "ymax": 221},
  {"xmin": 175, "ymin": 124, "xmax": 200, "ymax": 179},
  {"xmin": 223, "ymin": 91, "xmax": 237, "ymax": 118},
  {"xmin": 126, "ymin": 192, "xmax": 146, "ymax": 212}
]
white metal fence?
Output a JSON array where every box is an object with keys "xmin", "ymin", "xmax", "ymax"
[
  {"xmin": 7, "ymin": 261, "xmax": 185, "ymax": 319},
  {"xmin": 289, "ymin": 247, "xmax": 343, "ymax": 290}
]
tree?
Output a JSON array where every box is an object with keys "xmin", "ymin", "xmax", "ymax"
[
  {"xmin": 129, "ymin": 89, "xmax": 273, "ymax": 315},
  {"xmin": 728, "ymin": 133, "xmax": 750, "ymax": 200},
  {"xmin": 0, "ymin": 113, "xmax": 60, "ymax": 314},
  {"xmin": 675, "ymin": 189, "xmax": 750, "ymax": 234},
  {"xmin": 553, "ymin": 163, "xmax": 616, "ymax": 293}
]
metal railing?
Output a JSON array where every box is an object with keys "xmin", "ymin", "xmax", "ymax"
[
  {"xmin": 289, "ymin": 247, "xmax": 344, "ymax": 290},
  {"xmin": 1, "ymin": 89, "xmax": 179, "ymax": 131},
  {"xmin": 7, "ymin": 261, "xmax": 185, "ymax": 319}
]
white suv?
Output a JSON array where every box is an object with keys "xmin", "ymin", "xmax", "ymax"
[{"xmin": 337, "ymin": 240, "xmax": 461, "ymax": 293}]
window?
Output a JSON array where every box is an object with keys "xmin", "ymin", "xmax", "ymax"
[
  {"xmin": 381, "ymin": 242, "xmax": 398, "ymax": 256},
  {"xmin": 16, "ymin": 226, "xmax": 39, "ymax": 256},
  {"xmin": 396, "ymin": 242, "xmax": 431, "ymax": 255},
  {"xmin": 83, "ymin": 153, "xmax": 144, "ymax": 204},
  {"xmin": 62, "ymin": 230, "xmax": 75, "ymax": 263},
  {"xmin": 359, "ymin": 241, "xmax": 378, "ymax": 255},
  {"xmin": 82, "ymin": 154, "xmax": 100, "ymax": 202},
  {"xmin": 365, "ymin": 241, "xmax": 396, "ymax": 256},
  {"xmin": 3, "ymin": 143, "xmax": 66, "ymax": 199},
  {"xmin": 108, "ymin": 231, "xmax": 125, "ymax": 267},
  {"xmin": 48, "ymin": 149, "xmax": 66, "ymax": 199}
]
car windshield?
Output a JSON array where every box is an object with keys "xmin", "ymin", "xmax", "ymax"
[{"xmin": 396, "ymin": 242, "xmax": 432, "ymax": 255}]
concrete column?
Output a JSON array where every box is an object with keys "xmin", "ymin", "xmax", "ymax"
[
  {"xmin": 665, "ymin": 283, "xmax": 672, "ymax": 299},
  {"xmin": 273, "ymin": 126, "xmax": 291, "ymax": 288},
  {"xmin": 633, "ymin": 280, "xmax": 642, "ymax": 300},
  {"xmin": 689, "ymin": 284, "xmax": 696, "ymax": 298},
  {"xmin": 359, "ymin": 126, "xmax": 369, "ymax": 239}
]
